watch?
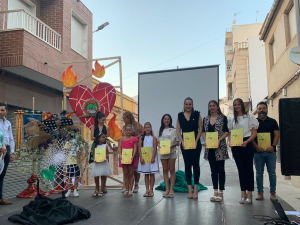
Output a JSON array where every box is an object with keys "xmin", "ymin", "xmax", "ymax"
[{"xmin": 272, "ymin": 145, "xmax": 276, "ymax": 148}]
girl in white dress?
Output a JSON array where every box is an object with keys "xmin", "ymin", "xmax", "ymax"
[
  {"xmin": 138, "ymin": 122, "xmax": 159, "ymax": 197},
  {"xmin": 90, "ymin": 133, "xmax": 111, "ymax": 197}
]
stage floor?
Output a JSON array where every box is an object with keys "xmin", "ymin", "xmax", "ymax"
[{"xmin": 0, "ymin": 153, "xmax": 298, "ymax": 225}]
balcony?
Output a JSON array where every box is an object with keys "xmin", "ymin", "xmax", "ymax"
[
  {"xmin": 0, "ymin": 9, "xmax": 61, "ymax": 51},
  {"xmin": 238, "ymin": 42, "xmax": 248, "ymax": 50},
  {"xmin": 226, "ymin": 49, "xmax": 234, "ymax": 55}
]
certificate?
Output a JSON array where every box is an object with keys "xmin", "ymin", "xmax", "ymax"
[
  {"xmin": 183, "ymin": 132, "xmax": 196, "ymax": 149},
  {"xmin": 95, "ymin": 144, "xmax": 106, "ymax": 162},
  {"xmin": 231, "ymin": 128, "xmax": 243, "ymax": 146},
  {"xmin": 121, "ymin": 148, "xmax": 133, "ymax": 164},
  {"xmin": 160, "ymin": 140, "xmax": 171, "ymax": 155},
  {"xmin": 257, "ymin": 133, "xmax": 271, "ymax": 150},
  {"xmin": 206, "ymin": 132, "xmax": 219, "ymax": 149},
  {"xmin": 141, "ymin": 147, "xmax": 152, "ymax": 163}
]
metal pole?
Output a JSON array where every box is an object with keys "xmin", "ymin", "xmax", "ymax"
[
  {"xmin": 295, "ymin": 0, "xmax": 300, "ymax": 46},
  {"xmin": 119, "ymin": 58, "xmax": 124, "ymax": 118}
]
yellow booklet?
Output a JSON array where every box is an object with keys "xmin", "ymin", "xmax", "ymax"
[
  {"xmin": 160, "ymin": 140, "xmax": 171, "ymax": 155},
  {"xmin": 257, "ymin": 133, "xmax": 271, "ymax": 150},
  {"xmin": 95, "ymin": 144, "xmax": 106, "ymax": 162},
  {"xmin": 206, "ymin": 132, "xmax": 219, "ymax": 149},
  {"xmin": 121, "ymin": 148, "xmax": 133, "ymax": 164},
  {"xmin": 107, "ymin": 137, "xmax": 118, "ymax": 147},
  {"xmin": 231, "ymin": 128, "xmax": 243, "ymax": 146},
  {"xmin": 183, "ymin": 132, "xmax": 196, "ymax": 149},
  {"xmin": 141, "ymin": 147, "xmax": 152, "ymax": 163}
]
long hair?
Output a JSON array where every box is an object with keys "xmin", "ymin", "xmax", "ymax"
[
  {"xmin": 94, "ymin": 111, "xmax": 106, "ymax": 127},
  {"xmin": 208, "ymin": 100, "xmax": 223, "ymax": 116},
  {"xmin": 158, "ymin": 114, "xmax": 174, "ymax": 137},
  {"xmin": 233, "ymin": 98, "xmax": 247, "ymax": 124},
  {"xmin": 123, "ymin": 111, "xmax": 138, "ymax": 131},
  {"xmin": 183, "ymin": 97, "xmax": 194, "ymax": 114},
  {"xmin": 94, "ymin": 132, "xmax": 106, "ymax": 146},
  {"xmin": 143, "ymin": 122, "xmax": 154, "ymax": 136}
]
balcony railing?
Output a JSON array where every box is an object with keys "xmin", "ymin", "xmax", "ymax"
[
  {"xmin": 238, "ymin": 42, "xmax": 248, "ymax": 50},
  {"xmin": 228, "ymin": 96, "xmax": 233, "ymax": 100},
  {"xmin": 226, "ymin": 49, "xmax": 234, "ymax": 55},
  {"xmin": 0, "ymin": 9, "xmax": 61, "ymax": 51}
]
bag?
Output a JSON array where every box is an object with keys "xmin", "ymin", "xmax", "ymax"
[{"xmin": 0, "ymin": 154, "xmax": 5, "ymax": 175}]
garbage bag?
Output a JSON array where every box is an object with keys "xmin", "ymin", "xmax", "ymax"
[
  {"xmin": 155, "ymin": 170, "xmax": 207, "ymax": 192},
  {"xmin": 8, "ymin": 194, "xmax": 90, "ymax": 225}
]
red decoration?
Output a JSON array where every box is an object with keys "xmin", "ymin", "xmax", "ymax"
[
  {"xmin": 69, "ymin": 83, "xmax": 116, "ymax": 129},
  {"xmin": 16, "ymin": 175, "xmax": 49, "ymax": 198},
  {"xmin": 62, "ymin": 66, "xmax": 78, "ymax": 87}
]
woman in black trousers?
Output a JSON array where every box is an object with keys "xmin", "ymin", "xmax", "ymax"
[
  {"xmin": 228, "ymin": 98, "xmax": 259, "ymax": 204},
  {"xmin": 202, "ymin": 100, "xmax": 229, "ymax": 202},
  {"xmin": 176, "ymin": 97, "xmax": 203, "ymax": 199}
]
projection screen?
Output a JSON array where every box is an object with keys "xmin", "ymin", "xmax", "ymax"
[{"xmin": 138, "ymin": 65, "xmax": 219, "ymax": 140}]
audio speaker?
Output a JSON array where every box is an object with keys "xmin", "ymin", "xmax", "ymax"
[{"xmin": 279, "ymin": 98, "xmax": 300, "ymax": 176}]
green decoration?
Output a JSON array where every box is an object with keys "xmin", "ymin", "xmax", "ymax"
[{"xmin": 41, "ymin": 165, "xmax": 55, "ymax": 181}]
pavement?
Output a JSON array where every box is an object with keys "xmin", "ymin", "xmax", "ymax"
[{"xmin": 0, "ymin": 148, "xmax": 299, "ymax": 225}]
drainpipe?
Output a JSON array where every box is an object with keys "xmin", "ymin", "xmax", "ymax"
[{"xmin": 246, "ymin": 54, "xmax": 252, "ymax": 112}]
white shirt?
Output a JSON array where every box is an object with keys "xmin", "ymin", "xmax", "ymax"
[
  {"xmin": 0, "ymin": 118, "xmax": 15, "ymax": 153},
  {"xmin": 228, "ymin": 115, "xmax": 259, "ymax": 138}
]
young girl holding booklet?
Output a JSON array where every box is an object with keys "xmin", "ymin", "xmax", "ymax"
[
  {"xmin": 157, "ymin": 114, "xmax": 179, "ymax": 198},
  {"xmin": 138, "ymin": 122, "xmax": 159, "ymax": 197},
  {"xmin": 90, "ymin": 133, "xmax": 111, "ymax": 197},
  {"xmin": 118, "ymin": 124, "xmax": 138, "ymax": 197}
]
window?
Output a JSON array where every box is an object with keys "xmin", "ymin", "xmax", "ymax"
[
  {"xmin": 269, "ymin": 36, "xmax": 276, "ymax": 68},
  {"xmin": 288, "ymin": 4, "xmax": 297, "ymax": 40},
  {"xmin": 71, "ymin": 10, "xmax": 88, "ymax": 58}
]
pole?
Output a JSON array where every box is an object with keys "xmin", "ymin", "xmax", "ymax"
[
  {"xmin": 295, "ymin": 0, "xmax": 300, "ymax": 46},
  {"xmin": 32, "ymin": 97, "xmax": 35, "ymax": 114},
  {"xmin": 119, "ymin": 58, "xmax": 124, "ymax": 118}
]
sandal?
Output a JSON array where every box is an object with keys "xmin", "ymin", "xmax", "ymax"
[
  {"xmin": 123, "ymin": 191, "xmax": 129, "ymax": 197},
  {"xmin": 239, "ymin": 197, "xmax": 245, "ymax": 204},
  {"xmin": 215, "ymin": 192, "xmax": 223, "ymax": 202},
  {"xmin": 103, "ymin": 188, "xmax": 107, "ymax": 194},
  {"xmin": 133, "ymin": 185, "xmax": 139, "ymax": 193},
  {"xmin": 244, "ymin": 193, "xmax": 252, "ymax": 204},
  {"xmin": 148, "ymin": 190, "xmax": 154, "ymax": 197},
  {"xmin": 92, "ymin": 190, "xmax": 99, "ymax": 197},
  {"xmin": 162, "ymin": 191, "xmax": 169, "ymax": 198},
  {"xmin": 128, "ymin": 191, "xmax": 133, "ymax": 197},
  {"xmin": 143, "ymin": 190, "xmax": 150, "ymax": 197},
  {"xmin": 167, "ymin": 191, "xmax": 175, "ymax": 198},
  {"xmin": 210, "ymin": 191, "xmax": 219, "ymax": 202},
  {"xmin": 98, "ymin": 192, "xmax": 103, "ymax": 197}
]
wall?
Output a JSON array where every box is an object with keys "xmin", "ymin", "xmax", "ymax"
[
  {"xmin": 232, "ymin": 23, "xmax": 263, "ymax": 44},
  {"xmin": 248, "ymin": 36, "xmax": 268, "ymax": 109}
]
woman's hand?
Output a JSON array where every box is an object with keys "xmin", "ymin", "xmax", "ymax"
[
  {"xmin": 151, "ymin": 157, "xmax": 155, "ymax": 164},
  {"xmin": 119, "ymin": 155, "xmax": 122, "ymax": 161},
  {"xmin": 241, "ymin": 141, "xmax": 248, "ymax": 148},
  {"xmin": 140, "ymin": 157, "xmax": 145, "ymax": 164},
  {"xmin": 131, "ymin": 157, "xmax": 133, "ymax": 163},
  {"xmin": 182, "ymin": 143, "xmax": 186, "ymax": 150},
  {"xmin": 229, "ymin": 142, "xmax": 232, "ymax": 148},
  {"xmin": 104, "ymin": 159, "xmax": 107, "ymax": 162},
  {"xmin": 157, "ymin": 144, "xmax": 161, "ymax": 149},
  {"xmin": 194, "ymin": 141, "xmax": 197, "ymax": 149}
]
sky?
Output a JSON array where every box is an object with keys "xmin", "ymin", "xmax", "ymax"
[{"xmin": 81, "ymin": 0, "xmax": 274, "ymax": 99}]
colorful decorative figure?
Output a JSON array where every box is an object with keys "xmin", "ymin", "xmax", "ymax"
[
  {"xmin": 62, "ymin": 66, "xmax": 78, "ymax": 87},
  {"xmin": 108, "ymin": 113, "xmax": 122, "ymax": 140},
  {"xmin": 41, "ymin": 165, "xmax": 55, "ymax": 181},
  {"xmin": 69, "ymin": 83, "xmax": 116, "ymax": 129},
  {"xmin": 92, "ymin": 60, "xmax": 105, "ymax": 78},
  {"xmin": 16, "ymin": 175, "xmax": 49, "ymax": 198}
]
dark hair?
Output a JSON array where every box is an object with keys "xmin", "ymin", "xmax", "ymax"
[
  {"xmin": 183, "ymin": 97, "xmax": 194, "ymax": 113},
  {"xmin": 159, "ymin": 114, "xmax": 174, "ymax": 137},
  {"xmin": 233, "ymin": 98, "xmax": 247, "ymax": 124},
  {"xmin": 94, "ymin": 111, "xmax": 106, "ymax": 127},
  {"xmin": 207, "ymin": 100, "xmax": 223, "ymax": 116},
  {"xmin": 257, "ymin": 101, "xmax": 268, "ymax": 109},
  {"xmin": 143, "ymin": 122, "xmax": 153, "ymax": 136},
  {"xmin": 0, "ymin": 102, "xmax": 7, "ymax": 110},
  {"xmin": 94, "ymin": 132, "xmax": 106, "ymax": 146}
]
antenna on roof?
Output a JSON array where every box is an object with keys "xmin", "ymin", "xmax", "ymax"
[
  {"xmin": 256, "ymin": 10, "xmax": 262, "ymax": 23},
  {"xmin": 233, "ymin": 11, "xmax": 242, "ymax": 24}
]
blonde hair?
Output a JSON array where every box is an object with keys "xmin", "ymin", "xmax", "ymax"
[{"xmin": 123, "ymin": 111, "xmax": 137, "ymax": 131}]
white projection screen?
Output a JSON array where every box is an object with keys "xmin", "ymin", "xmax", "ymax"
[{"xmin": 138, "ymin": 65, "xmax": 219, "ymax": 139}]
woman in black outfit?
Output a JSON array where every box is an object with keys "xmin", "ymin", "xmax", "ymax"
[
  {"xmin": 176, "ymin": 97, "xmax": 203, "ymax": 199},
  {"xmin": 202, "ymin": 100, "xmax": 229, "ymax": 202},
  {"xmin": 91, "ymin": 112, "xmax": 108, "ymax": 138}
]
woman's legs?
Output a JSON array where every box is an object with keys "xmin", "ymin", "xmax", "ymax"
[
  {"xmin": 123, "ymin": 166, "xmax": 130, "ymax": 191},
  {"xmin": 100, "ymin": 176, "xmax": 106, "ymax": 192},
  {"xmin": 208, "ymin": 149, "xmax": 219, "ymax": 200},
  {"xmin": 168, "ymin": 158, "xmax": 176, "ymax": 193},
  {"xmin": 128, "ymin": 166, "xmax": 135, "ymax": 191},
  {"xmin": 145, "ymin": 174, "xmax": 150, "ymax": 191},
  {"xmin": 161, "ymin": 159, "xmax": 170, "ymax": 195},
  {"xmin": 94, "ymin": 177, "xmax": 100, "ymax": 192},
  {"xmin": 150, "ymin": 174, "xmax": 155, "ymax": 191}
]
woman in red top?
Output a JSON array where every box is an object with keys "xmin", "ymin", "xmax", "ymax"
[{"xmin": 118, "ymin": 124, "xmax": 138, "ymax": 197}]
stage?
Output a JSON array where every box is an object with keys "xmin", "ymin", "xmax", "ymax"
[{"xmin": 0, "ymin": 152, "xmax": 298, "ymax": 225}]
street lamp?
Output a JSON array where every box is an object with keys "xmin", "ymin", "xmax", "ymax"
[{"xmin": 93, "ymin": 22, "xmax": 109, "ymax": 33}]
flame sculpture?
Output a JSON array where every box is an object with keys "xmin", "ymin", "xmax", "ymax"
[
  {"xmin": 62, "ymin": 66, "xmax": 78, "ymax": 87},
  {"xmin": 108, "ymin": 113, "xmax": 122, "ymax": 140},
  {"xmin": 92, "ymin": 60, "xmax": 105, "ymax": 78}
]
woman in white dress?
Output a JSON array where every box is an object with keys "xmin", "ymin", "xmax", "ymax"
[
  {"xmin": 157, "ymin": 114, "xmax": 179, "ymax": 198},
  {"xmin": 228, "ymin": 98, "xmax": 259, "ymax": 204},
  {"xmin": 138, "ymin": 122, "xmax": 158, "ymax": 197}
]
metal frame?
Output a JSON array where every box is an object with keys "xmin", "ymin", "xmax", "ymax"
[{"xmin": 62, "ymin": 56, "xmax": 124, "ymax": 188}]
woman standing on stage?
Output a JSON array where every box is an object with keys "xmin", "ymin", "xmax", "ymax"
[
  {"xmin": 202, "ymin": 100, "xmax": 229, "ymax": 202},
  {"xmin": 228, "ymin": 98, "xmax": 259, "ymax": 204},
  {"xmin": 176, "ymin": 97, "xmax": 203, "ymax": 199},
  {"xmin": 122, "ymin": 111, "xmax": 144, "ymax": 193}
]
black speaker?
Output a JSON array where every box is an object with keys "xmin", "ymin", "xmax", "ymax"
[{"xmin": 279, "ymin": 98, "xmax": 300, "ymax": 176}]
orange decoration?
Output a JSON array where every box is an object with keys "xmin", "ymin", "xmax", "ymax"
[
  {"xmin": 62, "ymin": 65, "xmax": 78, "ymax": 87},
  {"xmin": 92, "ymin": 60, "xmax": 105, "ymax": 78},
  {"xmin": 108, "ymin": 113, "xmax": 122, "ymax": 140}
]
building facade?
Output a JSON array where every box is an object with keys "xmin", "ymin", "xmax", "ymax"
[
  {"xmin": 224, "ymin": 23, "xmax": 267, "ymax": 116},
  {"xmin": 259, "ymin": 0, "xmax": 300, "ymax": 187}
]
